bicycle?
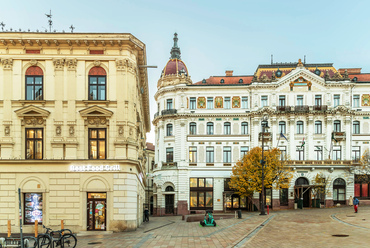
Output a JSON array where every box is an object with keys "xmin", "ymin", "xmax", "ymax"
[{"xmin": 38, "ymin": 225, "xmax": 77, "ymax": 248}]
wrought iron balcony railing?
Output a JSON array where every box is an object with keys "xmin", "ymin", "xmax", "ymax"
[
  {"xmin": 313, "ymin": 105, "xmax": 328, "ymax": 111},
  {"xmin": 276, "ymin": 106, "xmax": 292, "ymax": 112},
  {"xmin": 294, "ymin": 105, "xmax": 309, "ymax": 113},
  {"xmin": 161, "ymin": 109, "xmax": 177, "ymax": 116}
]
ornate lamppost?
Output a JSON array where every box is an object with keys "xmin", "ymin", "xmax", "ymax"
[{"xmin": 260, "ymin": 114, "xmax": 269, "ymax": 215}]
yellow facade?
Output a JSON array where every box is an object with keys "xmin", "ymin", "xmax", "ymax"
[{"xmin": 0, "ymin": 33, "xmax": 150, "ymax": 232}]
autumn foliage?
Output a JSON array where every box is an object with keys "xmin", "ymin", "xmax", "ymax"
[{"xmin": 229, "ymin": 147, "xmax": 293, "ymax": 197}]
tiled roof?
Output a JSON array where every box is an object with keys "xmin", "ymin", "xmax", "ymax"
[
  {"xmin": 163, "ymin": 59, "xmax": 188, "ymax": 76},
  {"xmin": 146, "ymin": 142, "xmax": 155, "ymax": 151},
  {"xmin": 348, "ymin": 74, "xmax": 370, "ymax": 82},
  {"xmin": 193, "ymin": 76, "xmax": 253, "ymax": 85}
]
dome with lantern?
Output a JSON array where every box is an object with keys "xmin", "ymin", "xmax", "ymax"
[{"xmin": 158, "ymin": 33, "xmax": 192, "ymax": 88}]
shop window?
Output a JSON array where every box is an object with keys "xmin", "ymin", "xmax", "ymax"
[
  {"xmin": 26, "ymin": 66, "xmax": 43, "ymax": 100},
  {"xmin": 24, "ymin": 193, "xmax": 43, "ymax": 225},
  {"xmin": 26, "ymin": 128, "xmax": 43, "ymax": 160},
  {"xmin": 333, "ymin": 178, "xmax": 346, "ymax": 204},
  {"xmin": 88, "ymin": 67, "xmax": 106, "ymax": 100},
  {"xmin": 189, "ymin": 178, "xmax": 213, "ymax": 209},
  {"xmin": 89, "ymin": 128, "xmax": 106, "ymax": 159},
  {"xmin": 355, "ymin": 175, "xmax": 370, "ymax": 199}
]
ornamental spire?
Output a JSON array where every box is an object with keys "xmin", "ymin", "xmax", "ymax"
[{"xmin": 170, "ymin": 33, "xmax": 181, "ymax": 59}]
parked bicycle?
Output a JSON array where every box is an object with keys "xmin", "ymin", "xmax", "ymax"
[{"xmin": 38, "ymin": 225, "xmax": 77, "ymax": 248}]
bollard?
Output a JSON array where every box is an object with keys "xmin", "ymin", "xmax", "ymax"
[
  {"xmin": 61, "ymin": 220, "xmax": 64, "ymax": 235},
  {"xmin": 35, "ymin": 220, "xmax": 38, "ymax": 237},
  {"xmin": 267, "ymin": 205, "xmax": 269, "ymax": 215},
  {"xmin": 7, "ymin": 220, "xmax": 11, "ymax": 237}
]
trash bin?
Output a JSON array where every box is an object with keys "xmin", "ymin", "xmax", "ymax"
[
  {"xmin": 237, "ymin": 209, "xmax": 242, "ymax": 219},
  {"xmin": 315, "ymin": 199, "xmax": 320, "ymax": 208}
]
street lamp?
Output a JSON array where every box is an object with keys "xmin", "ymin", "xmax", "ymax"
[{"xmin": 260, "ymin": 114, "xmax": 269, "ymax": 215}]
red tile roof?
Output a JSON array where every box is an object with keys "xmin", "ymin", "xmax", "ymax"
[
  {"xmin": 163, "ymin": 59, "xmax": 188, "ymax": 76},
  {"xmin": 194, "ymin": 76, "xmax": 253, "ymax": 85},
  {"xmin": 348, "ymin": 74, "xmax": 370, "ymax": 82},
  {"xmin": 146, "ymin": 142, "xmax": 155, "ymax": 151}
]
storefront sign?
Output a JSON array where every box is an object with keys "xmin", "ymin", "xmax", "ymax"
[{"xmin": 70, "ymin": 165, "xmax": 121, "ymax": 172}]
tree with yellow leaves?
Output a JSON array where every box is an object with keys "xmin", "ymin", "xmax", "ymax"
[{"xmin": 229, "ymin": 147, "xmax": 293, "ymax": 198}]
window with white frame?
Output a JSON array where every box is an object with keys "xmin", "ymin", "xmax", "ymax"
[
  {"xmin": 315, "ymin": 121, "xmax": 322, "ymax": 134},
  {"xmin": 207, "ymin": 122, "xmax": 214, "ymax": 135},
  {"xmin": 315, "ymin": 146, "xmax": 323, "ymax": 160},
  {"xmin": 334, "ymin": 120, "xmax": 341, "ymax": 132},
  {"xmin": 223, "ymin": 147, "xmax": 231, "ymax": 163},
  {"xmin": 241, "ymin": 122, "xmax": 248, "ymax": 134},
  {"xmin": 261, "ymin": 96, "xmax": 268, "ymax": 107},
  {"xmin": 224, "ymin": 97, "xmax": 230, "ymax": 109},
  {"xmin": 353, "ymin": 121, "xmax": 360, "ymax": 134},
  {"xmin": 206, "ymin": 147, "xmax": 214, "ymax": 163},
  {"xmin": 166, "ymin": 147, "xmax": 173, "ymax": 162},
  {"xmin": 315, "ymin": 95, "xmax": 322, "ymax": 106},
  {"xmin": 240, "ymin": 146, "xmax": 249, "ymax": 158},
  {"xmin": 207, "ymin": 97, "xmax": 213, "ymax": 109},
  {"xmin": 166, "ymin": 124, "xmax": 173, "ymax": 136},
  {"xmin": 242, "ymin": 97, "xmax": 248, "ymax": 109},
  {"xmin": 334, "ymin": 95, "xmax": 340, "ymax": 107},
  {"xmin": 352, "ymin": 146, "xmax": 360, "ymax": 161},
  {"xmin": 296, "ymin": 146, "xmax": 304, "ymax": 160},
  {"xmin": 167, "ymin": 99, "xmax": 173, "ymax": 109},
  {"xmin": 279, "ymin": 95, "xmax": 286, "ymax": 107},
  {"xmin": 224, "ymin": 122, "xmax": 231, "ymax": 135},
  {"xmin": 189, "ymin": 122, "xmax": 197, "ymax": 135},
  {"xmin": 297, "ymin": 95, "xmax": 303, "ymax": 106},
  {"xmin": 353, "ymin": 95, "xmax": 360, "ymax": 108},
  {"xmin": 190, "ymin": 97, "xmax": 196, "ymax": 109},
  {"xmin": 279, "ymin": 121, "xmax": 286, "ymax": 134},
  {"xmin": 332, "ymin": 146, "xmax": 341, "ymax": 160},
  {"xmin": 297, "ymin": 121, "xmax": 304, "ymax": 134},
  {"xmin": 189, "ymin": 146, "xmax": 197, "ymax": 163}
]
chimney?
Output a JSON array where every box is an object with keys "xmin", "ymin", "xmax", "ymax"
[{"xmin": 225, "ymin": 70, "xmax": 233, "ymax": 76}]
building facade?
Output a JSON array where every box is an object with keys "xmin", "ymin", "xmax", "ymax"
[
  {"xmin": 0, "ymin": 32, "xmax": 150, "ymax": 232},
  {"xmin": 153, "ymin": 34, "xmax": 370, "ymax": 215},
  {"xmin": 144, "ymin": 142, "xmax": 155, "ymax": 215}
]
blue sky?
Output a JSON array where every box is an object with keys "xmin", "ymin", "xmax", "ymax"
[{"xmin": 2, "ymin": 0, "xmax": 370, "ymax": 143}]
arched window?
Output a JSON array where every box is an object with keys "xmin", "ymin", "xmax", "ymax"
[
  {"xmin": 333, "ymin": 178, "xmax": 346, "ymax": 204},
  {"xmin": 315, "ymin": 121, "xmax": 322, "ymax": 134},
  {"xmin": 334, "ymin": 120, "xmax": 341, "ymax": 132},
  {"xmin": 165, "ymin": 186, "xmax": 174, "ymax": 192},
  {"xmin": 207, "ymin": 122, "xmax": 214, "ymax": 135},
  {"xmin": 241, "ymin": 122, "xmax": 248, "ymax": 135},
  {"xmin": 279, "ymin": 121, "xmax": 286, "ymax": 134},
  {"xmin": 88, "ymin": 67, "xmax": 107, "ymax": 100},
  {"xmin": 189, "ymin": 122, "xmax": 197, "ymax": 135},
  {"xmin": 295, "ymin": 177, "xmax": 309, "ymax": 186},
  {"xmin": 297, "ymin": 121, "xmax": 304, "ymax": 134},
  {"xmin": 26, "ymin": 66, "xmax": 43, "ymax": 100},
  {"xmin": 353, "ymin": 121, "xmax": 360, "ymax": 134},
  {"xmin": 166, "ymin": 124, "xmax": 173, "ymax": 136},
  {"xmin": 224, "ymin": 122, "xmax": 231, "ymax": 135}
]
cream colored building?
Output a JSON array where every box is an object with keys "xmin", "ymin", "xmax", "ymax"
[{"xmin": 0, "ymin": 32, "xmax": 150, "ymax": 232}]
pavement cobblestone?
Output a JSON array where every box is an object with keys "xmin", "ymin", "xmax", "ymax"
[{"xmin": 75, "ymin": 206, "xmax": 370, "ymax": 248}]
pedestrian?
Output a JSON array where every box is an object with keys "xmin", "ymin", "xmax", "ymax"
[
  {"xmin": 144, "ymin": 207, "xmax": 149, "ymax": 222},
  {"xmin": 349, "ymin": 196, "xmax": 353, "ymax": 207},
  {"xmin": 353, "ymin": 197, "xmax": 359, "ymax": 213}
]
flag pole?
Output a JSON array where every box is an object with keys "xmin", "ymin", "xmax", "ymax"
[{"xmin": 276, "ymin": 132, "xmax": 281, "ymax": 148}]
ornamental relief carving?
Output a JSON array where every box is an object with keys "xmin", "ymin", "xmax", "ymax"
[
  {"xmin": 55, "ymin": 126, "xmax": 62, "ymax": 136},
  {"xmin": 4, "ymin": 126, "xmax": 10, "ymax": 136},
  {"xmin": 85, "ymin": 117, "xmax": 109, "ymax": 127},
  {"xmin": 30, "ymin": 60, "xmax": 38, "ymax": 66},
  {"xmin": 22, "ymin": 117, "xmax": 45, "ymax": 126},
  {"xmin": 66, "ymin": 59, "xmax": 77, "ymax": 70},
  {"xmin": 115, "ymin": 58, "xmax": 137, "ymax": 73},
  {"xmin": 53, "ymin": 59, "xmax": 65, "ymax": 71},
  {"xmin": 1, "ymin": 58, "xmax": 13, "ymax": 70}
]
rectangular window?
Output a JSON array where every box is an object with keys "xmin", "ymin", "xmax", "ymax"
[
  {"xmin": 88, "ymin": 76, "xmax": 106, "ymax": 100},
  {"xmin": 240, "ymin": 146, "xmax": 249, "ymax": 158},
  {"xmin": 190, "ymin": 97, "xmax": 196, "ymax": 109},
  {"xmin": 261, "ymin": 96, "xmax": 268, "ymax": 107},
  {"xmin": 353, "ymin": 95, "xmax": 360, "ymax": 108},
  {"xmin": 333, "ymin": 146, "xmax": 341, "ymax": 160},
  {"xmin": 190, "ymin": 178, "xmax": 214, "ymax": 209},
  {"xmin": 166, "ymin": 147, "xmax": 173, "ymax": 163},
  {"xmin": 297, "ymin": 95, "xmax": 303, "ymax": 106},
  {"xmin": 223, "ymin": 146, "xmax": 231, "ymax": 163},
  {"xmin": 296, "ymin": 146, "xmax": 304, "ymax": 160},
  {"xmin": 334, "ymin": 95, "xmax": 340, "ymax": 107},
  {"xmin": 297, "ymin": 122, "xmax": 304, "ymax": 134},
  {"xmin": 315, "ymin": 121, "xmax": 322, "ymax": 134},
  {"xmin": 166, "ymin": 99, "xmax": 173, "ymax": 109},
  {"xmin": 89, "ymin": 129, "xmax": 106, "ymax": 159},
  {"xmin": 26, "ymin": 128, "xmax": 43, "ymax": 160},
  {"xmin": 24, "ymin": 193, "xmax": 43, "ymax": 225},
  {"xmin": 207, "ymin": 97, "xmax": 213, "ymax": 109},
  {"xmin": 241, "ymin": 122, "xmax": 248, "ymax": 135},
  {"xmin": 279, "ymin": 95, "xmax": 286, "ymax": 107},
  {"xmin": 279, "ymin": 146, "xmax": 286, "ymax": 160},
  {"xmin": 315, "ymin": 95, "xmax": 322, "ymax": 106},
  {"xmin": 242, "ymin": 97, "xmax": 248, "ymax": 109},
  {"xmin": 315, "ymin": 146, "xmax": 323, "ymax": 160},
  {"xmin": 206, "ymin": 147, "xmax": 214, "ymax": 163},
  {"xmin": 353, "ymin": 121, "xmax": 360, "ymax": 134},
  {"xmin": 26, "ymin": 76, "xmax": 43, "ymax": 100},
  {"xmin": 352, "ymin": 146, "xmax": 360, "ymax": 161},
  {"xmin": 189, "ymin": 146, "xmax": 197, "ymax": 163},
  {"xmin": 207, "ymin": 123, "xmax": 214, "ymax": 135},
  {"xmin": 224, "ymin": 97, "xmax": 231, "ymax": 109},
  {"xmin": 224, "ymin": 123, "xmax": 231, "ymax": 135},
  {"xmin": 279, "ymin": 122, "xmax": 286, "ymax": 134}
]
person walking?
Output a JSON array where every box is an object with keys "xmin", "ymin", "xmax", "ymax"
[
  {"xmin": 353, "ymin": 197, "xmax": 359, "ymax": 213},
  {"xmin": 144, "ymin": 207, "xmax": 150, "ymax": 222},
  {"xmin": 349, "ymin": 196, "xmax": 353, "ymax": 207}
]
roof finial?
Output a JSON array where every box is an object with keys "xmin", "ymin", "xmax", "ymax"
[
  {"xmin": 170, "ymin": 33, "xmax": 181, "ymax": 59},
  {"xmin": 271, "ymin": 54, "xmax": 273, "ymax": 65}
]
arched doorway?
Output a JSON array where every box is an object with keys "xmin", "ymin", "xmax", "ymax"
[
  {"xmin": 295, "ymin": 177, "xmax": 310, "ymax": 208},
  {"xmin": 165, "ymin": 186, "xmax": 174, "ymax": 214},
  {"xmin": 333, "ymin": 178, "xmax": 346, "ymax": 205}
]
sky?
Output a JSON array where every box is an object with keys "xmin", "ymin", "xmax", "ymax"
[{"xmin": 2, "ymin": 0, "xmax": 370, "ymax": 144}]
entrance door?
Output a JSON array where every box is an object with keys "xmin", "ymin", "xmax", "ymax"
[
  {"xmin": 165, "ymin": 194, "xmax": 174, "ymax": 214},
  {"xmin": 87, "ymin": 193, "xmax": 107, "ymax": 231}
]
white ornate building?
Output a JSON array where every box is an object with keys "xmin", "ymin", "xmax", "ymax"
[{"xmin": 153, "ymin": 34, "xmax": 370, "ymax": 215}]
